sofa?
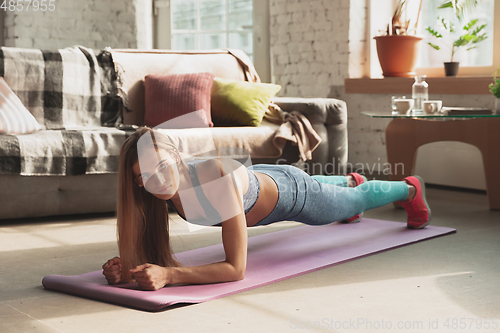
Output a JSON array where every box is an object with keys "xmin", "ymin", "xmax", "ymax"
[{"xmin": 0, "ymin": 46, "xmax": 347, "ymax": 220}]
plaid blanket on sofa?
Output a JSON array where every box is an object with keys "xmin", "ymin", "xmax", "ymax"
[
  {"xmin": 0, "ymin": 126, "xmax": 133, "ymax": 176},
  {"xmin": 0, "ymin": 46, "xmax": 127, "ymax": 176}
]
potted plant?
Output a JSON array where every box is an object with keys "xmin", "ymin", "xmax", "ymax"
[
  {"xmin": 426, "ymin": 0, "xmax": 487, "ymax": 76},
  {"xmin": 374, "ymin": 0, "xmax": 424, "ymax": 77},
  {"xmin": 489, "ymin": 68, "xmax": 500, "ymax": 114}
]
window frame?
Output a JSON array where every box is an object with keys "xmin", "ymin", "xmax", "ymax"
[
  {"xmin": 153, "ymin": 0, "xmax": 270, "ymax": 82},
  {"xmin": 170, "ymin": 0, "xmax": 253, "ymax": 54}
]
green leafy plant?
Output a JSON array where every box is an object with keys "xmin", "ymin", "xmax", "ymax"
[
  {"xmin": 426, "ymin": 0, "xmax": 487, "ymax": 62},
  {"xmin": 489, "ymin": 68, "xmax": 500, "ymax": 98},
  {"xmin": 426, "ymin": 18, "xmax": 487, "ymax": 62}
]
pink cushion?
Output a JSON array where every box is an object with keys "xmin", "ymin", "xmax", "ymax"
[{"xmin": 144, "ymin": 72, "xmax": 215, "ymax": 128}]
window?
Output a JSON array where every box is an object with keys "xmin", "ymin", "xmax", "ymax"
[
  {"xmin": 368, "ymin": 0, "xmax": 500, "ymax": 77},
  {"xmin": 170, "ymin": 0, "xmax": 253, "ymax": 57},
  {"xmin": 153, "ymin": 0, "xmax": 270, "ymax": 81},
  {"xmin": 416, "ymin": 0, "xmax": 499, "ymax": 76}
]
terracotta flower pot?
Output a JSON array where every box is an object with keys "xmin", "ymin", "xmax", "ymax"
[{"xmin": 374, "ymin": 35, "xmax": 423, "ymax": 78}]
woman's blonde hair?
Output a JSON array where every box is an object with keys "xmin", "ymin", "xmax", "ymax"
[{"xmin": 117, "ymin": 126, "xmax": 181, "ymax": 282}]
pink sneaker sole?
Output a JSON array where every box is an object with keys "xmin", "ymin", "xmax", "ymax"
[
  {"xmin": 341, "ymin": 173, "xmax": 367, "ymax": 224},
  {"xmin": 399, "ymin": 176, "xmax": 432, "ymax": 229}
]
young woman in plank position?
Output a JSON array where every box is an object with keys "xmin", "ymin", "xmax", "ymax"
[{"xmin": 102, "ymin": 127, "xmax": 431, "ymax": 290}]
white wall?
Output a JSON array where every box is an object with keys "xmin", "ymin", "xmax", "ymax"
[{"xmin": 269, "ymin": 0, "xmax": 350, "ymax": 96}]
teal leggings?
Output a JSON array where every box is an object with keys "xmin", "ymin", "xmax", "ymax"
[{"xmin": 311, "ymin": 174, "xmax": 409, "ymax": 220}]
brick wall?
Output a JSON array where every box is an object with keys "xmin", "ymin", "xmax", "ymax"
[
  {"xmin": 269, "ymin": 0, "xmax": 392, "ymax": 170},
  {"xmin": 3, "ymin": 0, "xmax": 145, "ymax": 49},
  {"xmin": 269, "ymin": 0, "xmax": 350, "ymax": 97}
]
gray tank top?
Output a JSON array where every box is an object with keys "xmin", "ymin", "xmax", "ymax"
[{"xmin": 171, "ymin": 160, "xmax": 260, "ymax": 225}]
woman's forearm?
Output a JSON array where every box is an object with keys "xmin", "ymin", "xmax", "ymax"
[{"xmin": 169, "ymin": 260, "xmax": 245, "ymax": 285}]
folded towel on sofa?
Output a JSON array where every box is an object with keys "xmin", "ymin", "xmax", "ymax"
[{"xmin": 266, "ymin": 103, "xmax": 322, "ymax": 161}]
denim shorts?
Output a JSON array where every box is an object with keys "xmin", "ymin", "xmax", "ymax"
[
  {"xmin": 249, "ymin": 164, "xmax": 302, "ymax": 225},
  {"xmin": 250, "ymin": 164, "xmax": 340, "ymax": 226}
]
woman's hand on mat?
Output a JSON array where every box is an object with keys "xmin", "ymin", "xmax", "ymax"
[
  {"xmin": 130, "ymin": 264, "xmax": 170, "ymax": 291},
  {"xmin": 102, "ymin": 257, "xmax": 123, "ymax": 285}
]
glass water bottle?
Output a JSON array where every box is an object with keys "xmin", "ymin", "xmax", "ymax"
[{"xmin": 412, "ymin": 75, "xmax": 428, "ymax": 113}]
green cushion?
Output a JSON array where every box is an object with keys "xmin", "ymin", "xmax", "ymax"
[{"xmin": 210, "ymin": 78, "xmax": 281, "ymax": 127}]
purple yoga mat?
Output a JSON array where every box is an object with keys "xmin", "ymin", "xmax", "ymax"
[{"xmin": 42, "ymin": 219, "xmax": 455, "ymax": 311}]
